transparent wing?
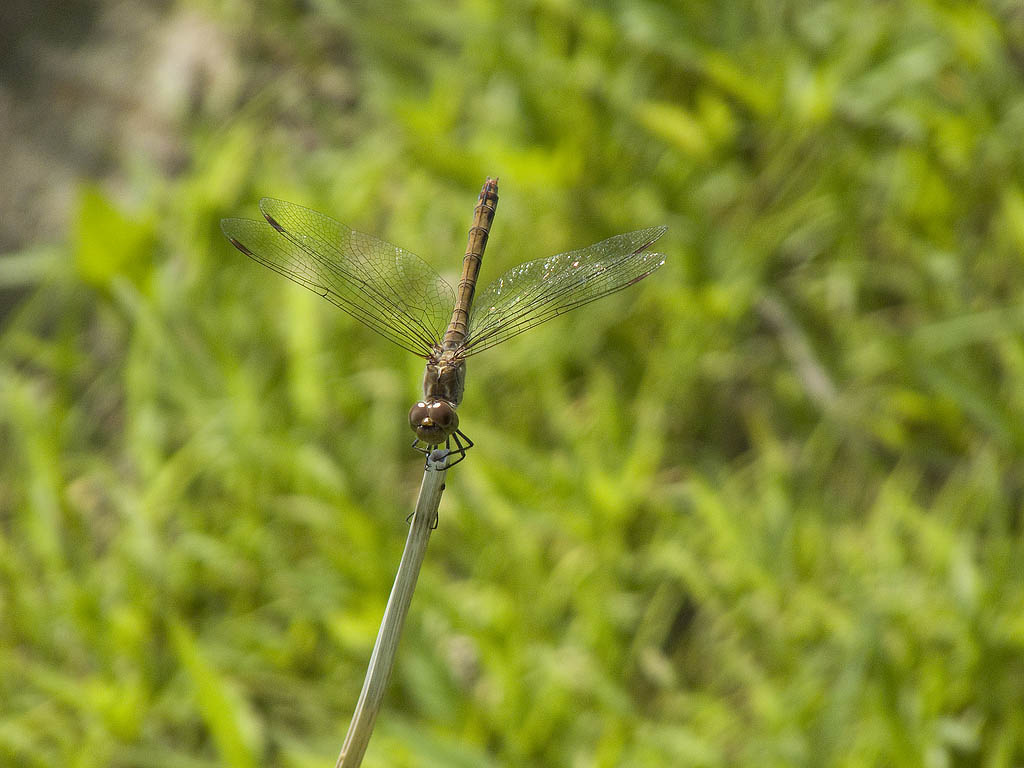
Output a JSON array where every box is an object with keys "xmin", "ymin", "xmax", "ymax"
[
  {"xmin": 463, "ymin": 226, "xmax": 667, "ymax": 356},
  {"xmin": 221, "ymin": 199, "xmax": 455, "ymax": 358}
]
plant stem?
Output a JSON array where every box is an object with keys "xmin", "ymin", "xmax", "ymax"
[{"xmin": 335, "ymin": 462, "xmax": 448, "ymax": 768}]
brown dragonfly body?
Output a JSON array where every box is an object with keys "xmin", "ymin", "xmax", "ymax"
[
  {"xmin": 408, "ymin": 179, "xmax": 498, "ymax": 451},
  {"xmin": 222, "ymin": 177, "xmax": 665, "ymax": 468}
]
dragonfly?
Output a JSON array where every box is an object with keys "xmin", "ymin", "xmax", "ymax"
[{"xmin": 221, "ymin": 178, "xmax": 666, "ymax": 469}]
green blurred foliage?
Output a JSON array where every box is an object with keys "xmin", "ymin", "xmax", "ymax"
[{"xmin": 2, "ymin": 0, "xmax": 1024, "ymax": 766}]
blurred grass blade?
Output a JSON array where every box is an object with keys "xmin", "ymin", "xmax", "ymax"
[{"xmin": 170, "ymin": 618, "xmax": 260, "ymax": 768}]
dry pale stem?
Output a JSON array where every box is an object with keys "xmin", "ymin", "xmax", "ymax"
[{"xmin": 335, "ymin": 464, "xmax": 448, "ymax": 768}]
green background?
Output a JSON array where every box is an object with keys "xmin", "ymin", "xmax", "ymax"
[{"xmin": 2, "ymin": 1, "xmax": 1024, "ymax": 766}]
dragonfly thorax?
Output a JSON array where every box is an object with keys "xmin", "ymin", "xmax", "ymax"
[
  {"xmin": 409, "ymin": 352, "xmax": 466, "ymax": 445},
  {"xmin": 423, "ymin": 351, "xmax": 466, "ymax": 407}
]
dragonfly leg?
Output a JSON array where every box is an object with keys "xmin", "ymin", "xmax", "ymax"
[
  {"xmin": 405, "ymin": 507, "xmax": 440, "ymax": 528},
  {"xmin": 439, "ymin": 429, "xmax": 473, "ymax": 468},
  {"xmin": 412, "ymin": 432, "xmax": 473, "ymax": 470},
  {"xmin": 411, "ymin": 436, "xmax": 471, "ymax": 473},
  {"xmin": 413, "ymin": 438, "xmax": 451, "ymax": 471}
]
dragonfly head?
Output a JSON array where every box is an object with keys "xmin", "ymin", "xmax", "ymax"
[{"xmin": 409, "ymin": 399, "xmax": 459, "ymax": 445}]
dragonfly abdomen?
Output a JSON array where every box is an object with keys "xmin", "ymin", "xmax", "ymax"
[{"xmin": 443, "ymin": 178, "xmax": 499, "ymax": 350}]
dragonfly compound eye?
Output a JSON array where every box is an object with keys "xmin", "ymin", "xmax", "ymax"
[{"xmin": 409, "ymin": 400, "xmax": 459, "ymax": 444}]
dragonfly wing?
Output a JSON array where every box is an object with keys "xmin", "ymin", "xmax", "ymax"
[
  {"xmin": 221, "ymin": 199, "xmax": 455, "ymax": 357},
  {"xmin": 463, "ymin": 226, "xmax": 667, "ymax": 356}
]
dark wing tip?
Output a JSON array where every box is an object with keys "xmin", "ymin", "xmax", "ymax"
[
  {"xmin": 635, "ymin": 225, "xmax": 668, "ymax": 253},
  {"xmin": 626, "ymin": 254, "xmax": 667, "ymax": 286},
  {"xmin": 220, "ymin": 219, "xmax": 257, "ymax": 257},
  {"xmin": 257, "ymin": 198, "xmax": 290, "ymax": 233},
  {"xmin": 226, "ymin": 235, "xmax": 255, "ymax": 257},
  {"xmin": 262, "ymin": 213, "xmax": 285, "ymax": 233}
]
